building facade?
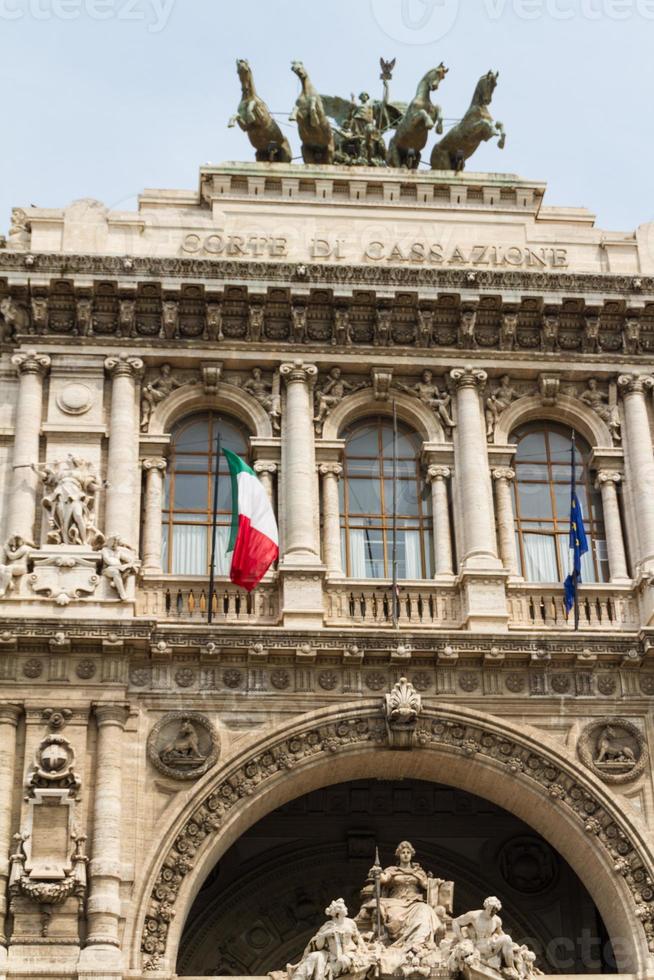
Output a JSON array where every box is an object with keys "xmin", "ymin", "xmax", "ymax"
[{"xmin": 1, "ymin": 161, "xmax": 654, "ymax": 980}]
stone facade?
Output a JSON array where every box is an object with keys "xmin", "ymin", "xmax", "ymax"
[{"xmin": 1, "ymin": 162, "xmax": 654, "ymax": 979}]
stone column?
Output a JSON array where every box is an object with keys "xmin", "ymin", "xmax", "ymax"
[
  {"xmin": 596, "ymin": 470, "xmax": 629, "ymax": 582},
  {"xmin": 450, "ymin": 367, "xmax": 501, "ymax": 569},
  {"xmin": 280, "ymin": 360, "xmax": 319, "ymax": 563},
  {"xmin": 86, "ymin": 703, "xmax": 129, "ymax": 949},
  {"xmin": 319, "ymin": 463, "xmax": 343, "ymax": 576},
  {"xmin": 104, "ymin": 354, "xmax": 143, "ymax": 545},
  {"xmin": 618, "ymin": 374, "xmax": 654, "ymax": 571},
  {"xmin": 0, "ymin": 705, "xmax": 21, "ymax": 945},
  {"xmin": 493, "ymin": 467, "xmax": 519, "ymax": 576},
  {"xmin": 141, "ymin": 458, "xmax": 167, "ymax": 574},
  {"xmin": 427, "ymin": 466, "xmax": 453, "ymax": 577},
  {"xmin": 6, "ymin": 352, "xmax": 50, "ymax": 541},
  {"xmin": 254, "ymin": 462, "xmax": 277, "ymax": 505}
]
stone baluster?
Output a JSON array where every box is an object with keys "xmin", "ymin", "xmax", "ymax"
[
  {"xmin": 280, "ymin": 360, "xmax": 320, "ymax": 562},
  {"xmin": 596, "ymin": 470, "xmax": 629, "ymax": 582},
  {"xmin": 104, "ymin": 354, "xmax": 143, "ymax": 545},
  {"xmin": 492, "ymin": 467, "xmax": 519, "ymax": 576},
  {"xmin": 617, "ymin": 374, "xmax": 654, "ymax": 572},
  {"xmin": 254, "ymin": 462, "xmax": 277, "ymax": 505},
  {"xmin": 427, "ymin": 466, "xmax": 453, "ymax": 577},
  {"xmin": 319, "ymin": 463, "xmax": 343, "ymax": 576},
  {"xmin": 86, "ymin": 703, "xmax": 129, "ymax": 949},
  {"xmin": 7, "ymin": 352, "xmax": 50, "ymax": 542},
  {"xmin": 141, "ymin": 458, "xmax": 167, "ymax": 574},
  {"xmin": 450, "ymin": 367, "xmax": 501, "ymax": 569},
  {"xmin": 0, "ymin": 705, "xmax": 21, "ymax": 945}
]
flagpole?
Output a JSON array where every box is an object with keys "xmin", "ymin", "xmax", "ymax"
[
  {"xmin": 391, "ymin": 401, "xmax": 399, "ymax": 629},
  {"xmin": 207, "ymin": 425, "xmax": 221, "ymax": 624},
  {"xmin": 571, "ymin": 430, "xmax": 580, "ymax": 632}
]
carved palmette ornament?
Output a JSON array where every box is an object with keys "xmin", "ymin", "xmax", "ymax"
[
  {"xmin": 577, "ymin": 717, "xmax": 647, "ymax": 785},
  {"xmin": 147, "ymin": 711, "xmax": 219, "ymax": 781}
]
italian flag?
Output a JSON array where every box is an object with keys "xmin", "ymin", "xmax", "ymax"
[{"xmin": 223, "ymin": 449, "xmax": 279, "ymax": 592}]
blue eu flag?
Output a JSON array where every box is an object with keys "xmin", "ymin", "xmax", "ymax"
[{"xmin": 563, "ymin": 434, "xmax": 589, "ymax": 620}]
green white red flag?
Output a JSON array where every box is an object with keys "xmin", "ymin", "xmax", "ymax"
[{"xmin": 223, "ymin": 448, "xmax": 279, "ymax": 591}]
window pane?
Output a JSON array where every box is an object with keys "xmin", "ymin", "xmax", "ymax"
[
  {"xmin": 518, "ymin": 482, "xmax": 553, "ymax": 519},
  {"xmin": 174, "ymin": 454, "xmax": 208, "ymax": 472},
  {"xmin": 346, "ymin": 425, "xmax": 379, "ymax": 456},
  {"xmin": 347, "ymin": 459, "xmax": 380, "ymax": 477},
  {"xmin": 515, "ymin": 431, "xmax": 546, "ymax": 460},
  {"xmin": 523, "ymin": 533, "xmax": 558, "ymax": 582},
  {"xmin": 174, "ymin": 474, "xmax": 208, "ymax": 510},
  {"xmin": 516, "ymin": 463, "xmax": 549, "ymax": 482},
  {"xmin": 385, "ymin": 480, "xmax": 419, "ymax": 515},
  {"xmin": 380, "ymin": 425, "xmax": 418, "ymax": 456},
  {"xmin": 175, "ymin": 420, "xmax": 209, "ymax": 452},
  {"xmin": 347, "ymin": 478, "xmax": 381, "ymax": 514},
  {"xmin": 548, "ymin": 430, "xmax": 573, "ymax": 462}
]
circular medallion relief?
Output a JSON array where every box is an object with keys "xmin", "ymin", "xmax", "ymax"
[
  {"xmin": 56, "ymin": 382, "xmax": 93, "ymax": 416},
  {"xmin": 498, "ymin": 836, "xmax": 558, "ymax": 894},
  {"xmin": 147, "ymin": 711, "xmax": 219, "ymax": 781},
  {"xmin": 577, "ymin": 717, "xmax": 647, "ymax": 785}
]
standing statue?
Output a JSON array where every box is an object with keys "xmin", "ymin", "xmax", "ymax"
[
  {"xmin": 387, "ymin": 64, "xmax": 448, "ymax": 170},
  {"xmin": 228, "ymin": 59, "xmax": 293, "ymax": 163},
  {"xmin": 290, "ymin": 62, "xmax": 335, "ymax": 164},
  {"xmin": 281, "ymin": 898, "xmax": 373, "ymax": 980},
  {"xmin": 430, "ymin": 70, "xmax": 505, "ymax": 172},
  {"xmin": 32, "ymin": 456, "xmax": 102, "ymax": 547}
]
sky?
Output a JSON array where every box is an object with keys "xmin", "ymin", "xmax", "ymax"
[{"xmin": 0, "ymin": 0, "xmax": 653, "ymax": 234}]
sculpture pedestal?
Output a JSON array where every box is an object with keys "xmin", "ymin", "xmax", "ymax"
[{"xmin": 28, "ymin": 545, "xmax": 100, "ymax": 606}]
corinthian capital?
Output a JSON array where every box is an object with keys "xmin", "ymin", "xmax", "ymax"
[
  {"xmin": 427, "ymin": 465, "xmax": 451, "ymax": 482},
  {"xmin": 617, "ymin": 373, "xmax": 654, "ymax": 396},
  {"xmin": 319, "ymin": 462, "xmax": 343, "ymax": 478},
  {"xmin": 104, "ymin": 352, "xmax": 144, "ymax": 381},
  {"xmin": 492, "ymin": 467, "xmax": 515, "ymax": 482},
  {"xmin": 450, "ymin": 366, "xmax": 487, "ymax": 390},
  {"xmin": 280, "ymin": 359, "xmax": 318, "ymax": 386},
  {"xmin": 12, "ymin": 351, "xmax": 50, "ymax": 377}
]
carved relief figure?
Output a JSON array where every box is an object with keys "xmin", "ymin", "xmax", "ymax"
[
  {"xmin": 623, "ymin": 318, "xmax": 642, "ymax": 355},
  {"xmin": 242, "ymin": 367, "xmax": 281, "ymax": 432},
  {"xmin": 485, "ymin": 375, "xmax": 518, "ymax": 439},
  {"xmin": 284, "ymin": 898, "xmax": 372, "ymax": 980},
  {"xmin": 99, "ymin": 536, "xmax": 141, "ymax": 601},
  {"xmin": 431, "ymin": 70, "xmax": 505, "ymax": 172},
  {"xmin": 500, "ymin": 313, "xmax": 518, "ymax": 351},
  {"xmin": 118, "ymin": 298, "xmax": 136, "ymax": 338},
  {"xmin": 417, "ymin": 310, "xmax": 434, "ymax": 347},
  {"xmin": 0, "ymin": 296, "xmax": 29, "ymax": 340},
  {"xmin": 579, "ymin": 378, "xmax": 621, "ymax": 443},
  {"xmin": 31, "ymin": 297, "xmax": 48, "ymax": 332},
  {"xmin": 32, "ymin": 456, "xmax": 102, "ymax": 546},
  {"xmin": 0, "ymin": 535, "xmax": 33, "ymax": 599},
  {"xmin": 399, "ymin": 370, "xmax": 455, "ymax": 436},
  {"xmin": 314, "ymin": 368, "xmax": 357, "ymax": 426},
  {"xmin": 375, "ymin": 309, "xmax": 393, "ymax": 347},
  {"xmin": 160, "ymin": 720, "xmax": 208, "ymax": 768},
  {"xmin": 451, "ymin": 897, "xmax": 521, "ymax": 978},
  {"xmin": 458, "ymin": 309, "xmax": 477, "ymax": 349},
  {"xmin": 140, "ymin": 364, "xmax": 187, "ymax": 431},
  {"xmin": 228, "ymin": 59, "xmax": 293, "ymax": 163},
  {"xmin": 542, "ymin": 315, "xmax": 560, "ymax": 352},
  {"xmin": 291, "ymin": 305, "xmax": 308, "ymax": 344},
  {"xmin": 248, "ymin": 305, "xmax": 265, "ymax": 342},
  {"xmin": 206, "ymin": 303, "xmax": 224, "ymax": 342},
  {"xmin": 595, "ymin": 726, "xmax": 637, "ymax": 769},
  {"xmin": 388, "ymin": 65, "xmax": 448, "ymax": 170},
  {"xmin": 332, "ymin": 309, "xmax": 353, "ymax": 347},
  {"xmin": 583, "ymin": 316, "xmax": 601, "ymax": 354},
  {"xmin": 161, "ymin": 301, "xmax": 179, "ymax": 340}
]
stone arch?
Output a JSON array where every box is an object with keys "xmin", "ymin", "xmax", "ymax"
[
  {"xmin": 322, "ymin": 388, "xmax": 444, "ymax": 442},
  {"xmin": 128, "ymin": 701, "xmax": 654, "ymax": 975},
  {"xmin": 148, "ymin": 383, "xmax": 273, "ymax": 439},
  {"xmin": 493, "ymin": 393, "xmax": 612, "ymax": 448}
]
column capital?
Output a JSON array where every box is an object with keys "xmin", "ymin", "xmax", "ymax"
[
  {"xmin": 319, "ymin": 462, "xmax": 343, "ymax": 478},
  {"xmin": 596, "ymin": 469, "xmax": 622, "ymax": 487},
  {"xmin": 450, "ymin": 366, "xmax": 487, "ymax": 390},
  {"xmin": 0, "ymin": 704, "xmax": 22, "ymax": 726},
  {"xmin": 427, "ymin": 465, "xmax": 451, "ymax": 482},
  {"xmin": 280, "ymin": 359, "xmax": 318, "ymax": 386},
  {"xmin": 93, "ymin": 703, "xmax": 129, "ymax": 728},
  {"xmin": 142, "ymin": 456, "xmax": 167, "ymax": 473},
  {"xmin": 254, "ymin": 461, "xmax": 278, "ymax": 476},
  {"xmin": 492, "ymin": 467, "xmax": 515, "ymax": 482},
  {"xmin": 12, "ymin": 351, "xmax": 50, "ymax": 377},
  {"xmin": 104, "ymin": 352, "xmax": 144, "ymax": 380},
  {"xmin": 617, "ymin": 373, "xmax": 654, "ymax": 396}
]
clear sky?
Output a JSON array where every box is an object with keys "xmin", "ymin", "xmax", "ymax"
[{"xmin": 1, "ymin": 0, "xmax": 652, "ymax": 234}]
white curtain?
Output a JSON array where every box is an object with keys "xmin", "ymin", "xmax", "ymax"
[
  {"xmin": 211, "ymin": 526, "xmax": 232, "ymax": 576},
  {"xmin": 403, "ymin": 530, "xmax": 421, "ymax": 580},
  {"xmin": 172, "ymin": 526, "xmax": 207, "ymax": 576},
  {"xmin": 523, "ymin": 534, "xmax": 558, "ymax": 583},
  {"xmin": 348, "ymin": 529, "xmax": 368, "ymax": 579}
]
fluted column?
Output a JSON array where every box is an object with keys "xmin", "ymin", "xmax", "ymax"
[
  {"xmin": 493, "ymin": 467, "xmax": 519, "ymax": 576},
  {"xmin": 254, "ymin": 462, "xmax": 277, "ymax": 505},
  {"xmin": 7, "ymin": 352, "xmax": 50, "ymax": 541},
  {"xmin": 319, "ymin": 463, "xmax": 343, "ymax": 576},
  {"xmin": 104, "ymin": 354, "xmax": 143, "ymax": 545},
  {"xmin": 86, "ymin": 703, "xmax": 129, "ymax": 948},
  {"xmin": 141, "ymin": 458, "xmax": 167, "ymax": 574},
  {"xmin": 450, "ymin": 367, "xmax": 501, "ymax": 569},
  {"xmin": 618, "ymin": 374, "xmax": 654, "ymax": 571},
  {"xmin": 0, "ymin": 705, "xmax": 21, "ymax": 944},
  {"xmin": 427, "ymin": 466, "xmax": 453, "ymax": 577},
  {"xmin": 280, "ymin": 360, "xmax": 319, "ymax": 562},
  {"xmin": 596, "ymin": 470, "xmax": 629, "ymax": 582}
]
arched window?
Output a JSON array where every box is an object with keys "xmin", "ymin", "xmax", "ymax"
[
  {"xmin": 340, "ymin": 417, "xmax": 432, "ymax": 579},
  {"xmin": 511, "ymin": 423, "xmax": 608, "ymax": 583},
  {"xmin": 162, "ymin": 413, "xmax": 250, "ymax": 576}
]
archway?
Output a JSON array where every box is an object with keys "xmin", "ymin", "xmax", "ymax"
[
  {"xmin": 177, "ymin": 778, "xmax": 616, "ymax": 976},
  {"xmin": 133, "ymin": 702, "xmax": 654, "ymax": 975}
]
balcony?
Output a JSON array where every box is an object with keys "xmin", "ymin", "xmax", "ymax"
[
  {"xmin": 137, "ymin": 576, "xmax": 280, "ymax": 625},
  {"xmin": 325, "ymin": 579, "xmax": 462, "ymax": 629},
  {"xmin": 507, "ymin": 583, "xmax": 639, "ymax": 631}
]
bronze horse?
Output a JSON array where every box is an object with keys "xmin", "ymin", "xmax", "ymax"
[
  {"xmin": 430, "ymin": 70, "xmax": 506, "ymax": 172},
  {"xmin": 290, "ymin": 61, "xmax": 335, "ymax": 165},
  {"xmin": 387, "ymin": 64, "xmax": 448, "ymax": 170},
  {"xmin": 228, "ymin": 59, "xmax": 292, "ymax": 163}
]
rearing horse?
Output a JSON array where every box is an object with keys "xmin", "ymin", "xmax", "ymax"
[
  {"xmin": 228, "ymin": 59, "xmax": 292, "ymax": 163},
  {"xmin": 430, "ymin": 70, "xmax": 506, "ymax": 172},
  {"xmin": 290, "ymin": 61, "xmax": 335, "ymax": 165},
  {"xmin": 387, "ymin": 64, "xmax": 448, "ymax": 170}
]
